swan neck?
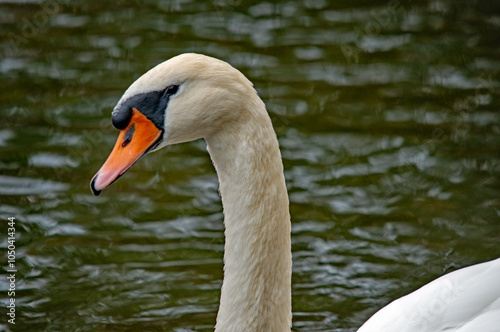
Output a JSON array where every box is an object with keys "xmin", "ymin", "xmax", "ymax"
[{"xmin": 206, "ymin": 100, "xmax": 292, "ymax": 332}]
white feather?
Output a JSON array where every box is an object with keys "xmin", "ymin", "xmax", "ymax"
[{"xmin": 358, "ymin": 258, "xmax": 500, "ymax": 332}]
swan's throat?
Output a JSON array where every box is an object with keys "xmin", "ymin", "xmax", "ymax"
[{"xmin": 206, "ymin": 106, "xmax": 292, "ymax": 332}]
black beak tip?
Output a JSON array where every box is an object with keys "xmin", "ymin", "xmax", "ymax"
[{"xmin": 90, "ymin": 175, "xmax": 101, "ymax": 196}]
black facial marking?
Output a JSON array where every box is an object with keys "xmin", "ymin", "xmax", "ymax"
[
  {"xmin": 122, "ymin": 123, "xmax": 135, "ymax": 147},
  {"xmin": 111, "ymin": 84, "xmax": 180, "ymax": 131},
  {"xmin": 112, "ymin": 106, "xmax": 132, "ymax": 130}
]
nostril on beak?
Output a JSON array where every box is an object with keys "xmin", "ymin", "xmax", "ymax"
[{"xmin": 122, "ymin": 123, "xmax": 135, "ymax": 148}]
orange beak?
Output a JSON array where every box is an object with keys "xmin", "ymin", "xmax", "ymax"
[{"xmin": 90, "ymin": 108, "xmax": 162, "ymax": 196}]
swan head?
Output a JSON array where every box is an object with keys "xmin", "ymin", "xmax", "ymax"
[{"xmin": 90, "ymin": 53, "xmax": 255, "ymax": 196}]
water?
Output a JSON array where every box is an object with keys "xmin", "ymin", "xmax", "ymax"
[{"xmin": 1, "ymin": 0, "xmax": 499, "ymax": 331}]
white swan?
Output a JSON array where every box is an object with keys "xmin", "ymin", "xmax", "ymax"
[{"xmin": 90, "ymin": 53, "xmax": 500, "ymax": 332}]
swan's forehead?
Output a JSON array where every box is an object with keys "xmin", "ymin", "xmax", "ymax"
[
  {"xmin": 113, "ymin": 53, "xmax": 252, "ymax": 116},
  {"xmin": 117, "ymin": 62, "xmax": 185, "ymax": 108},
  {"xmin": 117, "ymin": 54, "xmax": 226, "ymax": 105}
]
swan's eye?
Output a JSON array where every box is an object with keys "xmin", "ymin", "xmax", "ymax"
[{"xmin": 165, "ymin": 85, "xmax": 179, "ymax": 96}]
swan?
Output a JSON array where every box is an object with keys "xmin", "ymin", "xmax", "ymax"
[{"xmin": 90, "ymin": 53, "xmax": 500, "ymax": 332}]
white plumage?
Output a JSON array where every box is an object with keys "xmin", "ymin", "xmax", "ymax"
[{"xmin": 359, "ymin": 258, "xmax": 500, "ymax": 331}]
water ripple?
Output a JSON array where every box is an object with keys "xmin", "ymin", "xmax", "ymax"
[{"xmin": 0, "ymin": 175, "xmax": 68, "ymax": 195}]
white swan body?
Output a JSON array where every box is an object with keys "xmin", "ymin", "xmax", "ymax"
[
  {"xmin": 90, "ymin": 53, "xmax": 500, "ymax": 331},
  {"xmin": 359, "ymin": 258, "xmax": 500, "ymax": 332}
]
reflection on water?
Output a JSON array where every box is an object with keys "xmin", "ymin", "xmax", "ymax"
[{"xmin": 1, "ymin": 0, "xmax": 499, "ymax": 331}]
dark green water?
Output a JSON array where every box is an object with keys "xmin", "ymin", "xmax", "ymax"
[{"xmin": 1, "ymin": 0, "xmax": 499, "ymax": 331}]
